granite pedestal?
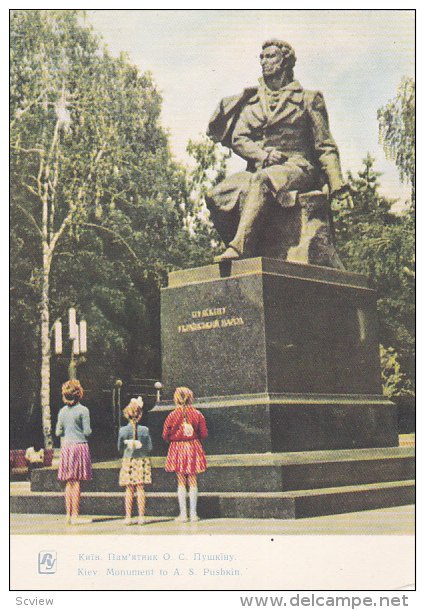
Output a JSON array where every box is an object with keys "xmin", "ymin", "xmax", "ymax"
[{"xmin": 149, "ymin": 258, "xmax": 398, "ymax": 455}]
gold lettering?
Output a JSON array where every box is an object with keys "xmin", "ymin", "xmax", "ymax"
[
  {"xmin": 178, "ymin": 319, "xmax": 222, "ymax": 333},
  {"xmin": 201, "ymin": 307, "xmax": 226, "ymax": 318},
  {"xmin": 178, "ymin": 317, "xmax": 244, "ymax": 333},
  {"xmin": 220, "ymin": 317, "xmax": 244, "ymax": 328}
]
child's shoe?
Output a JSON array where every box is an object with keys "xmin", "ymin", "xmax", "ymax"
[
  {"xmin": 123, "ymin": 517, "xmax": 133, "ymax": 526},
  {"xmin": 190, "ymin": 515, "xmax": 200, "ymax": 522},
  {"xmin": 137, "ymin": 517, "xmax": 146, "ymax": 525},
  {"xmin": 175, "ymin": 514, "xmax": 188, "ymax": 523}
]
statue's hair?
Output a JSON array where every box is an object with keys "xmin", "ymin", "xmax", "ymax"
[
  {"xmin": 262, "ymin": 39, "xmax": 296, "ymax": 72},
  {"xmin": 62, "ymin": 379, "xmax": 84, "ymax": 406}
]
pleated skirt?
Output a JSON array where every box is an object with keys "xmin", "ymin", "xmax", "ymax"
[
  {"xmin": 58, "ymin": 442, "xmax": 92, "ymax": 481},
  {"xmin": 165, "ymin": 440, "xmax": 207, "ymax": 474}
]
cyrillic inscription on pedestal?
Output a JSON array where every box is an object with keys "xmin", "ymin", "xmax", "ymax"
[{"xmin": 161, "ymin": 258, "xmax": 382, "ymax": 399}]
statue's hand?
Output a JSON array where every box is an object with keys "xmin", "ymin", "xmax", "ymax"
[
  {"xmin": 264, "ymin": 150, "xmax": 285, "ymax": 166},
  {"xmin": 335, "ymin": 191, "xmax": 354, "ymax": 209},
  {"xmin": 332, "ymin": 185, "xmax": 354, "ymax": 209}
]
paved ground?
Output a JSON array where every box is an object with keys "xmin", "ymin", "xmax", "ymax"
[{"xmin": 10, "ymin": 504, "xmax": 414, "ymax": 536}]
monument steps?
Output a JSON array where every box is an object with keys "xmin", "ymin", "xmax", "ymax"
[
  {"xmin": 29, "ymin": 447, "xmax": 414, "ymax": 494},
  {"xmin": 10, "ymin": 480, "xmax": 414, "ymax": 520},
  {"xmin": 11, "ymin": 446, "xmax": 414, "ymax": 519}
]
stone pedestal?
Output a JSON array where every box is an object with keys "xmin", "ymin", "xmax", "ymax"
[
  {"xmin": 148, "ymin": 395, "xmax": 398, "ymax": 456},
  {"xmin": 150, "ymin": 258, "xmax": 398, "ymax": 455}
]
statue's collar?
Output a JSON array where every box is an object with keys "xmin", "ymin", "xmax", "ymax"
[
  {"xmin": 258, "ymin": 77, "xmax": 303, "ymax": 93},
  {"xmin": 257, "ymin": 78, "xmax": 304, "ymax": 122}
]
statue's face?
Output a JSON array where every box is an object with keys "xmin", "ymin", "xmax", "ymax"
[{"xmin": 260, "ymin": 45, "xmax": 284, "ymax": 78}]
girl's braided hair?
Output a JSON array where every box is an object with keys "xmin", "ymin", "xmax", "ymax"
[
  {"xmin": 123, "ymin": 399, "xmax": 143, "ymax": 439},
  {"xmin": 173, "ymin": 387, "xmax": 194, "ymax": 407}
]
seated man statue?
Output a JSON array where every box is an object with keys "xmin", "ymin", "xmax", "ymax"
[{"xmin": 206, "ymin": 39, "xmax": 352, "ymax": 263}]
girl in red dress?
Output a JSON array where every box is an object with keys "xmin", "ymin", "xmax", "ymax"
[{"xmin": 162, "ymin": 387, "xmax": 208, "ymax": 522}]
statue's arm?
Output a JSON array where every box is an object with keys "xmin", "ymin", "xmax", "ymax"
[
  {"xmin": 231, "ymin": 106, "xmax": 269, "ymax": 166},
  {"xmin": 307, "ymin": 91, "xmax": 346, "ymax": 194},
  {"xmin": 207, "ymin": 88, "xmax": 258, "ymax": 148}
]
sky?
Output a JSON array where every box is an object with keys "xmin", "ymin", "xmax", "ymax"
[{"xmin": 86, "ymin": 9, "xmax": 414, "ymax": 203}]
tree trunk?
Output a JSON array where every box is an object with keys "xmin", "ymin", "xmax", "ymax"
[{"xmin": 40, "ymin": 244, "xmax": 53, "ymax": 448}]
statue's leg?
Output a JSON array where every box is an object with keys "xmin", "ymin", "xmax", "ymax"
[
  {"xmin": 205, "ymin": 172, "xmax": 252, "ymax": 246},
  {"xmin": 229, "ymin": 161, "xmax": 319, "ymax": 258},
  {"xmin": 229, "ymin": 170, "xmax": 272, "ymax": 257}
]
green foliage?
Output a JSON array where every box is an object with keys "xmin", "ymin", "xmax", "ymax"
[
  {"xmin": 378, "ymin": 77, "xmax": 415, "ymax": 201},
  {"xmin": 185, "ymin": 135, "xmax": 230, "ymax": 253},
  {"xmin": 380, "ymin": 345, "xmax": 414, "ymax": 399},
  {"xmin": 333, "ymin": 155, "xmax": 415, "ymax": 395}
]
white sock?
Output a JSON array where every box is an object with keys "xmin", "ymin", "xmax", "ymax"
[
  {"xmin": 189, "ymin": 486, "xmax": 198, "ymax": 518},
  {"xmin": 177, "ymin": 486, "xmax": 187, "ymax": 518}
]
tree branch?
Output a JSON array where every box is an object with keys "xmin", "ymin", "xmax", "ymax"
[
  {"xmin": 23, "ymin": 183, "xmax": 41, "ymax": 199},
  {"xmin": 72, "ymin": 145, "xmax": 107, "ymax": 210},
  {"xmin": 10, "ymin": 90, "xmax": 48, "ymax": 129},
  {"xmin": 82, "ymin": 222, "xmax": 141, "ymax": 264},
  {"xmin": 10, "ymin": 143, "xmax": 45, "ymax": 155},
  {"xmin": 49, "ymin": 208, "xmax": 74, "ymax": 253},
  {"xmin": 49, "ymin": 140, "xmax": 60, "ymax": 242},
  {"xmin": 36, "ymin": 155, "xmax": 44, "ymax": 200},
  {"xmin": 14, "ymin": 203, "xmax": 44, "ymax": 238}
]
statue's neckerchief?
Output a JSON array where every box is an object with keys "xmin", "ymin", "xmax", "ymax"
[{"xmin": 258, "ymin": 77, "xmax": 301, "ymax": 117}]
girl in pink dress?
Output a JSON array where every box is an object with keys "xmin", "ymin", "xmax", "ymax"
[{"xmin": 162, "ymin": 387, "xmax": 208, "ymax": 522}]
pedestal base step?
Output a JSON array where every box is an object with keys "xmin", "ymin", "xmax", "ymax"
[
  {"xmin": 30, "ymin": 447, "xmax": 414, "ymax": 494},
  {"xmin": 11, "ymin": 480, "xmax": 414, "ymax": 520},
  {"xmin": 148, "ymin": 395, "xmax": 399, "ymax": 454}
]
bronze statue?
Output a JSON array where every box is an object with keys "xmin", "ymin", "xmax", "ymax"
[{"xmin": 206, "ymin": 39, "xmax": 352, "ymax": 266}]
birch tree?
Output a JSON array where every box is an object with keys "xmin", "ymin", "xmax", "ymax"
[
  {"xmin": 10, "ymin": 10, "xmax": 171, "ymax": 446},
  {"xmin": 378, "ymin": 77, "xmax": 415, "ymax": 202}
]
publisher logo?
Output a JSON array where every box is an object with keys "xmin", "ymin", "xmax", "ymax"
[{"xmin": 38, "ymin": 551, "xmax": 57, "ymax": 574}]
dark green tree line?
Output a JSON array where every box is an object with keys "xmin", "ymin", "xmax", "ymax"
[
  {"xmin": 333, "ymin": 154, "xmax": 414, "ymax": 397},
  {"xmin": 333, "ymin": 76, "xmax": 415, "ymax": 397}
]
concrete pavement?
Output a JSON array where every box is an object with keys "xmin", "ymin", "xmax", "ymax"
[{"xmin": 10, "ymin": 504, "xmax": 414, "ymax": 536}]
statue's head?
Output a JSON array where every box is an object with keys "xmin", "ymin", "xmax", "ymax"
[{"xmin": 260, "ymin": 39, "xmax": 296, "ymax": 80}]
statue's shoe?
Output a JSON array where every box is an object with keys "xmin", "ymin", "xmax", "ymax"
[{"xmin": 214, "ymin": 247, "xmax": 240, "ymax": 262}]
